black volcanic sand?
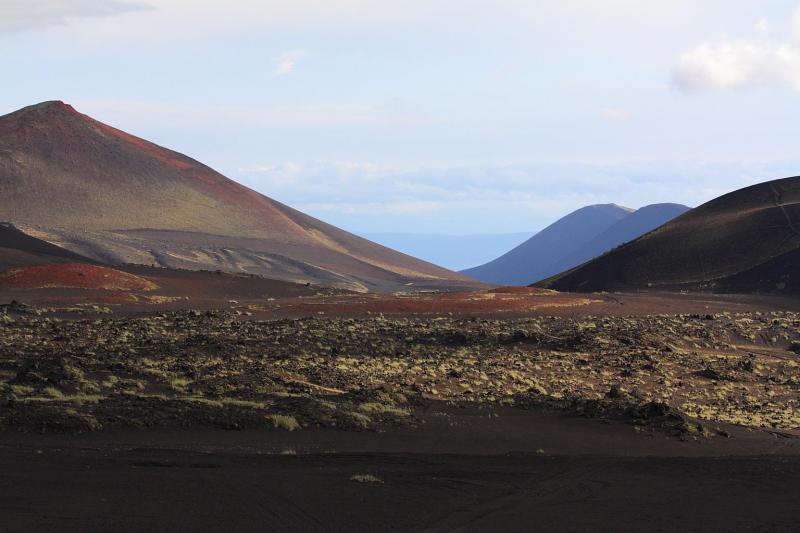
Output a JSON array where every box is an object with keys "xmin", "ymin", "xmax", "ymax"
[{"xmin": 1, "ymin": 406, "xmax": 799, "ymax": 533}]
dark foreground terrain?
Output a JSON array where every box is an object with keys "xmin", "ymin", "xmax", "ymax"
[
  {"xmin": 1, "ymin": 293, "xmax": 799, "ymax": 531},
  {"xmin": 1, "ymin": 409, "xmax": 799, "ymax": 533}
]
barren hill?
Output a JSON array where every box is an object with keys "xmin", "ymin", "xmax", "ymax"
[
  {"xmin": 537, "ymin": 177, "xmax": 800, "ymax": 294},
  {"xmin": 0, "ymin": 101, "xmax": 473, "ymax": 291}
]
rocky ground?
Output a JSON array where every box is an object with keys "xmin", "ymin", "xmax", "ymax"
[{"xmin": 2, "ymin": 301, "xmax": 799, "ymax": 437}]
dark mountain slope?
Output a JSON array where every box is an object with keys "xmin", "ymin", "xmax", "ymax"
[
  {"xmin": 712, "ymin": 247, "xmax": 800, "ymax": 294},
  {"xmin": 538, "ymin": 177, "xmax": 800, "ymax": 293}
]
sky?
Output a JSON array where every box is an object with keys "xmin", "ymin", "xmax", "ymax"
[{"xmin": 4, "ymin": 1, "xmax": 800, "ymax": 234}]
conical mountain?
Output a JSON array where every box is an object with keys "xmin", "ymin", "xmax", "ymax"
[{"xmin": 0, "ymin": 101, "xmax": 473, "ymax": 291}]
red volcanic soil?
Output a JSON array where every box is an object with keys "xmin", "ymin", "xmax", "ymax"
[
  {"xmin": 121, "ymin": 265, "xmax": 326, "ymax": 303},
  {"xmin": 0, "ymin": 265, "xmax": 324, "ymax": 311},
  {"xmin": 0, "ymin": 263, "xmax": 157, "ymax": 291},
  {"xmin": 242, "ymin": 290, "xmax": 800, "ymax": 320},
  {"xmin": 488, "ymin": 286, "xmax": 556, "ymax": 295},
  {"xmin": 253, "ymin": 290, "xmax": 599, "ymax": 318}
]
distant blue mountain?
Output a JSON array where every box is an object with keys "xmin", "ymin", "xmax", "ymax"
[
  {"xmin": 461, "ymin": 203, "xmax": 690, "ymax": 285},
  {"xmin": 360, "ymin": 232, "xmax": 534, "ymax": 271},
  {"xmin": 556, "ymin": 203, "xmax": 691, "ymax": 272}
]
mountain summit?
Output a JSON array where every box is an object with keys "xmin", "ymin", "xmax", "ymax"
[{"xmin": 0, "ymin": 101, "xmax": 472, "ymax": 291}]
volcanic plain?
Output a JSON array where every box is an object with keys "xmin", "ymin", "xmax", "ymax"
[{"xmin": 2, "ymin": 281, "xmax": 800, "ymax": 532}]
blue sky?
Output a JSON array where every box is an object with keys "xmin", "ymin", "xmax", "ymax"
[{"xmin": 4, "ymin": 1, "xmax": 800, "ymax": 233}]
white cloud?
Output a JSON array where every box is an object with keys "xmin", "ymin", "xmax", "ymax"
[
  {"xmin": 273, "ymin": 50, "xmax": 306, "ymax": 77},
  {"xmin": 601, "ymin": 108, "xmax": 631, "ymax": 121},
  {"xmin": 672, "ymin": 14, "xmax": 800, "ymax": 92},
  {"xmin": 1, "ymin": 0, "xmax": 152, "ymax": 32}
]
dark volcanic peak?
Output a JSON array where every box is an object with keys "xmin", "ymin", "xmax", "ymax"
[
  {"xmin": 23, "ymin": 100, "xmax": 77, "ymax": 113},
  {"xmin": 14, "ymin": 100, "xmax": 76, "ymax": 114},
  {"xmin": 1, "ymin": 100, "xmax": 83, "ymax": 128},
  {"xmin": 0, "ymin": 101, "xmax": 473, "ymax": 291},
  {"xmin": 537, "ymin": 176, "xmax": 800, "ymax": 294}
]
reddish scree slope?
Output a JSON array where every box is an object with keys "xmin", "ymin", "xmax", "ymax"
[
  {"xmin": 1, "ymin": 263, "xmax": 156, "ymax": 291},
  {"xmin": 0, "ymin": 102, "xmax": 474, "ymax": 291}
]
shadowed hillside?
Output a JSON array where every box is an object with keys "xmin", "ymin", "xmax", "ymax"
[
  {"xmin": 0, "ymin": 101, "xmax": 474, "ymax": 291},
  {"xmin": 0, "ymin": 222, "xmax": 89, "ymax": 270},
  {"xmin": 537, "ymin": 176, "xmax": 800, "ymax": 294}
]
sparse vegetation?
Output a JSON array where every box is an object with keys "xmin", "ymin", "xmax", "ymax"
[
  {"xmin": 9, "ymin": 384, "xmax": 35, "ymax": 396},
  {"xmin": 350, "ymin": 474, "xmax": 383, "ymax": 483},
  {"xmin": 358, "ymin": 402, "xmax": 409, "ymax": 417},
  {"xmin": 42, "ymin": 387, "xmax": 65, "ymax": 399},
  {"xmin": 267, "ymin": 414, "xmax": 301, "ymax": 431},
  {"xmin": 168, "ymin": 377, "xmax": 193, "ymax": 392},
  {"xmin": 0, "ymin": 308, "xmax": 799, "ymax": 434},
  {"xmin": 347, "ymin": 412, "xmax": 372, "ymax": 429}
]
